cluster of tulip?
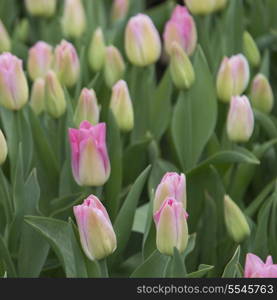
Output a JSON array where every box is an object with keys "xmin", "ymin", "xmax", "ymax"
[{"xmin": 0, "ymin": 0, "xmax": 277, "ymax": 278}]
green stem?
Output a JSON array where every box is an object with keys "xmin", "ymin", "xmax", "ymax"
[{"xmin": 98, "ymin": 258, "xmax": 109, "ymax": 278}]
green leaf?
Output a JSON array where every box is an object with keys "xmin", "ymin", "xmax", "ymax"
[
  {"xmin": 171, "ymin": 248, "xmax": 187, "ymax": 277},
  {"xmin": 0, "ymin": 235, "xmax": 17, "ymax": 278},
  {"xmin": 130, "ymin": 250, "xmax": 170, "ymax": 278},
  {"xmin": 186, "ymin": 264, "xmax": 214, "ymax": 278},
  {"xmin": 222, "ymin": 246, "xmax": 241, "ymax": 278},
  {"xmin": 132, "ymin": 203, "xmax": 149, "ymax": 234},
  {"xmin": 255, "ymin": 109, "xmax": 277, "ymax": 139},
  {"xmin": 113, "ymin": 165, "xmax": 151, "ymax": 259},
  {"xmin": 171, "ymin": 47, "xmax": 217, "ymax": 171}
]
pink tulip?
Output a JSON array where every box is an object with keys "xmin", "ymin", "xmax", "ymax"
[
  {"xmin": 69, "ymin": 121, "xmax": 111, "ymax": 187},
  {"xmin": 73, "ymin": 195, "xmax": 117, "ymax": 260},
  {"xmin": 244, "ymin": 253, "xmax": 277, "ymax": 278},
  {"xmin": 163, "ymin": 5, "xmax": 197, "ymax": 56},
  {"xmin": 154, "ymin": 172, "xmax": 187, "ymax": 213}
]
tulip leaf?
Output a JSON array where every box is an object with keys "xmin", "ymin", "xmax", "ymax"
[
  {"xmin": 0, "ymin": 235, "xmax": 17, "ymax": 278},
  {"xmin": 171, "ymin": 248, "xmax": 187, "ymax": 277},
  {"xmin": 186, "ymin": 264, "xmax": 214, "ymax": 278},
  {"xmin": 24, "ymin": 216, "xmax": 87, "ymax": 278},
  {"xmin": 222, "ymin": 246, "xmax": 241, "ymax": 278},
  {"xmin": 113, "ymin": 165, "xmax": 151, "ymax": 259},
  {"xmin": 130, "ymin": 250, "xmax": 170, "ymax": 278},
  {"xmin": 255, "ymin": 109, "xmax": 277, "ymax": 139},
  {"xmin": 133, "ymin": 203, "xmax": 149, "ymax": 234},
  {"xmin": 171, "ymin": 46, "xmax": 217, "ymax": 171}
]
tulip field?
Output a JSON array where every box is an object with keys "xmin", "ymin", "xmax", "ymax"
[{"xmin": 0, "ymin": 0, "xmax": 277, "ymax": 280}]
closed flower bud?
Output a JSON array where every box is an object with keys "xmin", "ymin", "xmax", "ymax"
[
  {"xmin": 243, "ymin": 31, "xmax": 261, "ymax": 67},
  {"xmin": 30, "ymin": 78, "xmax": 45, "ymax": 115},
  {"xmin": 224, "ymin": 195, "xmax": 250, "ymax": 243},
  {"xmin": 69, "ymin": 121, "xmax": 111, "ymax": 186},
  {"xmin": 53, "ymin": 40, "xmax": 80, "ymax": 87},
  {"xmin": 154, "ymin": 172, "xmax": 186, "ymax": 213},
  {"xmin": 0, "ymin": 53, "xmax": 29, "ymax": 110},
  {"xmin": 112, "ymin": 0, "xmax": 129, "ymax": 22},
  {"xmin": 169, "ymin": 42, "xmax": 195, "ymax": 90},
  {"xmin": 185, "ymin": 0, "xmax": 216, "ymax": 15},
  {"xmin": 104, "ymin": 46, "xmax": 125, "ymax": 88},
  {"xmin": 62, "ymin": 0, "xmax": 86, "ymax": 39},
  {"xmin": 27, "ymin": 41, "xmax": 53, "ymax": 81},
  {"xmin": 110, "ymin": 80, "xmax": 134, "ymax": 132},
  {"xmin": 74, "ymin": 88, "xmax": 100, "ymax": 127},
  {"xmin": 45, "ymin": 70, "xmax": 66, "ymax": 118},
  {"xmin": 88, "ymin": 28, "xmax": 106, "ymax": 72},
  {"xmin": 154, "ymin": 198, "xmax": 189, "ymax": 256},
  {"xmin": 163, "ymin": 5, "xmax": 197, "ymax": 56},
  {"xmin": 227, "ymin": 95, "xmax": 254, "ymax": 143},
  {"xmin": 244, "ymin": 253, "xmax": 277, "ymax": 278},
  {"xmin": 216, "ymin": 54, "xmax": 250, "ymax": 102},
  {"xmin": 0, "ymin": 20, "xmax": 11, "ymax": 53},
  {"xmin": 125, "ymin": 14, "xmax": 161, "ymax": 67},
  {"xmin": 250, "ymin": 74, "xmax": 274, "ymax": 114},
  {"xmin": 214, "ymin": 0, "xmax": 228, "ymax": 11},
  {"xmin": 74, "ymin": 195, "xmax": 117, "ymax": 261},
  {"xmin": 0, "ymin": 130, "xmax": 8, "ymax": 165},
  {"xmin": 25, "ymin": 0, "xmax": 57, "ymax": 17}
]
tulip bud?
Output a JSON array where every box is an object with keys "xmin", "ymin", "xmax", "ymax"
[
  {"xmin": 244, "ymin": 253, "xmax": 277, "ymax": 278},
  {"xmin": 227, "ymin": 96, "xmax": 254, "ymax": 143},
  {"xmin": 250, "ymin": 74, "xmax": 274, "ymax": 114},
  {"xmin": 88, "ymin": 28, "xmax": 106, "ymax": 72},
  {"xmin": 111, "ymin": 0, "xmax": 129, "ymax": 22},
  {"xmin": 224, "ymin": 195, "xmax": 250, "ymax": 243},
  {"xmin": 243, "ymin": 31, "xmax": 261, "ymax": 67},
  {"xmin": 154, "ymin": 198, "xmax": 188, "ymax": 256},
  {"xmin": 25, "ymin": 0, "xmax": 57, "ymax": 17},
  {"xmin": 0, "ymin": 53, "xmax": 29, "ymax": 111},
  {"xmin": 14, "ymin": 19, "xmax": 30, "ymax": 43},
  {"xmin": 30, "ymin": 78, "xmax": 45, "ymax": 115},
  {"xmin": 163, "ymin": 5, "xmax": 197, "ymax": 56},
  {"xmin": 69, "ymin": 121, "xmax": 111, "ymax": 186},
  {"xmin": 74, "ymin": 195, "xmax": 117, "ymax": 261},
  {"xmin": 169, "ymin": 42, "xmax": 195, "ymax": 90},
  {"xmin": 62, "ymin": 0, "xmax": 86, "ymax": 39},
  {"xmin": 53, "ymin": 40, "xmax": 80, "ymax": 87},
  {"xmin": 125, "ymin": 14, "xmax": 161, "ymax": 67},
  {"xmin": 153, "ymin": 172, "xmax": 186, "ymax": 213},
  {"xmin": 0, "ymin": 20, "xmax": 11, "ymax": 53},
  {"xmin": 216, "ymin": 54, "xmax": 250, "ymax": 102},
  {"xmin": 214, "ymin": 0, "xmax": 228, "ymax": 11},
  {"xmin": 44, "ymin": 70, "xmax": 66, "ymax": 118},
  {"xmin": 104, "ymin": 46, "xmax": 125, "ymax": 88},
  {"xmin": 74, "ymin": 88, "xmax": 100, "ymax": 127},
  {"xmin": 27, "ymin": 41, "xmax": 53, "ymax": 81},
  {"xmin": 185, "ymin": 0, "xmax": 216, "ymax": 15},
  {"xmin": 0, "ymin": 130, "xmax": 8, "ymax": 165},
  {"xmin": 110, "ymin": 80, "xmax": 134, "ymax": 132}
]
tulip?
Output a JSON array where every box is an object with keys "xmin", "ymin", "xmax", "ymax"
[
  {"xmin": 104, "ymin": 46, "xmax": 125, "ymax": 88},
  {"xmin": 244, "ymin": 253, "xmax": 277, "ymax": 278},
  {"xmin": 154, "ymin": 198, "xmax": 188, "ymax": 256},
  {"xmin": 69, "ymin": 121, "xmax": 111, "ymax": 186},
  {"xmin": 125, "ymin": 14, "xmax": 161, "ymax": 67},
  {"xmin": 30, "ymin": 78, "xmax": 45, "ymax": 115},
  {"xmin": 163, "ymin": 5, "xmax": 197, "ymax": 56},
  {"xmin": 0, "ymin": 20, "xmax": 11, "ymax": 53},
  {"xmin": 53, "ymin": 40, "xmax": 80, "ymax": 87},
  {"xmin": 74, "ymin": 195, "xmax": 117, "ymax": 261},
  {"xmin": 88, "ymin": 28, "xmax": 106, "ymax": 72},
  {"xmin": 0, "ymin": 53, "xmax": 29, "ymax": 110},
  {"xmin": 44, "ymin": 70, "xmax": 66, "ymax": 118},
  {"xmin": 74, "ymin": 88, "xmax": 100, "ymax": 127},
  {"xmin": 224, "ymin": 195, "xmax": 250, "ymax": 243},
  {"xmin": 169, "ymin": 42, "xmax": 195, "ymax": 90},
  {"xmin": 25, "ymin": 0, "xmax": 56, "ymax": 17},
  {"xmin": 27, "ymin": 41, "xmax": 53, "ymax": 81},
  {"xmin": 62, "ymin": 0, "xmax": 86, "ymax": 39},
  {"xmin": 227, "ymin": 96, "xmax": 254, "ymax": 143},
  {"xmin": 185, "ymin": 0, "xmax": 216, "ymax": 15},
  {"xmin": 216, "ymin": 54, "xmax": 250, "ymax": 103},
  {"xmin": 154, "ymin": 172, "xmax": 186, "ymax": 213},
  {"xmin": 243, "ymin": 31, "xmax": 261, "ymax": 67},
  {"xmin": 110, "ymin": 80, "xmax": 134, "ymax": 132},
  {"xmin": 0, "ymin": 130, "xmax": 8, "ymax": 165},
  {"xmin": 250, "ymin": 73, "xmax": 274, "ymax": 114},
  {"xmin": 214, "ymin": 0, "xmax": 228, "ymax": 11},
  {"xmin": 111, "ymin": 0, "xmax": 129, "ymax": 22}
]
